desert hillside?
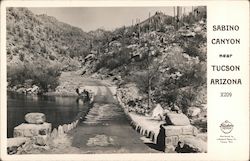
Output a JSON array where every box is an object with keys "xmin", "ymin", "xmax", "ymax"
[
  {"xmin": 7, "ymin": 7, "xmax": 91, "ymax": 91},
  {"xmin": 7, "ymin": 7, "xmax": 207, "ymax": 116}
]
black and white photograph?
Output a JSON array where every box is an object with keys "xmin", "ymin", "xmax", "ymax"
[{"xmin": 6, "ymin": 6, "xmax": 207, "ymax": 154}]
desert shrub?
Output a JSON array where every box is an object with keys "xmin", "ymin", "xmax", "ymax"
[
  {"xmin": 183, "ymin": 34, "xmax": 206, "ymax": 61},
  {"xmin": 49, "ymin": 54, "xmax": 56, "ymax": 60},
  {"xmin": 153, "ymin": 75, "xmax": 179, "ymax": 106},
  {"xmin": 178, "ymin": 87, "xmax": 197, "ymax": 114},
  {"xmin": 7, "ymin": 62, "xmax": 61, "ymax": 92},
  {"xmin": 7, "ymin": 65, "xmax": 27, "ymax": 86},
  {"xmin": 19, "ymin": 53, "xmax": 25, "ymax": 61},
  {"xmin": 182, "ymin": 14, "xmax": 196, "ymax": 25},
  {"xmin": 183, "ymin": 44, "xmax": 200, "ymax": 58},
  {"xmin": 127, "ymin": 72, "xmax": 148, "ymax": 93},
  {"xmin": 180, "ymin": 62, "xmax": 206, "ymax": 87},
  {"xmin": 159, "ymin": 89, "xmax": 179, "ymax": 107},
  {"xmin": 153, "ymin": 81, "xmax": 198, "ymax": 114},
  {"xmin": 32, "ymin": 68, "xmax": 60, "ymax": 91},
  {"xmin": 95, "ymin": 47, "xmax": 131, "ymax": 71},
  {"xmin": 149, "ymin": 47, "xmax": 206, "ymax": 111},
  {"xmin": 7, "ymin": 49, "xmax": 11, "ymax": 55}
]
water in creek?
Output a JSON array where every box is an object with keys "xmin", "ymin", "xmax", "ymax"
[
  {"xmin": 7, "ymin": 92, "xmax": 89, "ymax": 138},
  {"xmin": 7, "ymin": 87, "xmax": 161, "ymax": 153}
]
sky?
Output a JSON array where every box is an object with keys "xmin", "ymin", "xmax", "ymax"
[{"xmin": 28, "ymin": 7, "xmax": 193, "ymax": 32}]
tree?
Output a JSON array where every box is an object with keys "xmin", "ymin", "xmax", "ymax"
[{"xmin": 147, "ymin": 58, "xmax": 161, "ymax": 109}]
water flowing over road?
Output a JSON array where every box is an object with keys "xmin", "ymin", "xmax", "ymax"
[{"xmin": 68, "ymin": 85, "xmax": 159, "ymax": 153}]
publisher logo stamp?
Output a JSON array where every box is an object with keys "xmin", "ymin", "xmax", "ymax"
[
  {"xmin": 217, "ymin": 120, "xmax": 236, "ymax": 144},
  {"xmin": 220, "ymin": 120, "xmax": 234, "ymax": 134}
]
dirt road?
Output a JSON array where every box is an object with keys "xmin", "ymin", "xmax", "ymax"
[
  {"xmin": 68, "ymin": 84, "xmax": 159, "ymax": 153},
  {"xmin": 41, "ymin": 71, "xmax": 160, "ymax": 153}
]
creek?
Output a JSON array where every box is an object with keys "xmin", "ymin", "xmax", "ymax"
[{"xmin": 7, "ymin": 92, "xmax": 89, "ymax": 138}]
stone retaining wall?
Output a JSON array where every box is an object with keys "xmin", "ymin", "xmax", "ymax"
[
  {"xmin": 163, "ymin": 125, "xmax": 198, "ymax": 152},
  {"xmin": 116, "ymin": 87, "xmax": 207, "ymax": 153},
  {"xmin": 116, "ymin": 90, "xmax": 161, "ymax": 144}
]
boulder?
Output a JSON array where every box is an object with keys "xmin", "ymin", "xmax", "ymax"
[
  {"xmin": 165, "ymin": 113, "xmax": 190, "ymax": 126},
  {"xmin": 31, "ymin": 85, "xmax": 39, "ymax": 93},
  {"xmin": 14, "ymin": 123, "xmax": 51, "ymax": 137},
  {"xmin": 196, "ymin": 133, "xmax": 207, "ymax": 142},
  {"xmin": 7, "ymin": 137, "xmax": 29, "ymax": 148},
  {"xmin": 127, "ymin": 44, "xmax": 138, "ymax": 50},
  {"xmin": 33, "ymin": 144, "xmax": 50, "ymax": 151},
  {"xmin": 163, "ymin": 109, "xmax": 170, "ymax": 116},
  {"xmin": 7, "ymin": 137, "xmax": 29, "ymax": 155},
  {"xmin": 25, "ymin": 113, "xmax": 46, "ymax": 124},
  {"xmin": 109, "ymin": 41, "xmax": 121, "ymax": 47},
  {"xmin": 108, "ymin": 86, "xmax": 117, "ymax": 96},
  {"xmin": 171, "ymin": 104, "xmax": 181, "ymax": 113},
  {"xmin": 175, "ymin": 141, "xmax": 198, "ymax": 153},
  {"xmin": 151, "ymin": 104, "xmax": 164, "ymax": 120},
  {"xmin": 26, "ymin": 87, "xmax": 33, "ymax": 93},
  {"xmin": 26, "ymin": 85, "xmax": 39, "ymax": 94},
  {"xmin": 84, "ymin": 54, "xmax": 96, "ymax": 62},
  {"xmin": 188, "ymin": 107, "xmax": 201, "ymax": 117},
  {"xmin": 34, "ymin": 135, "xmax": 49, "ymax": 146},
  {"xmin": 112, "ymin": 76, "xmax": 122, "ymax": 82},
  {"xmin": 165, "ymin": 145, "xmax": 176, "ymax": 153},
  {"xmin": 201, "ymin": 104, "xmax": 207, "ymax": 110},
  {"xmin": 21, "ymin": 139, "xmax": 34, "ymax": 153},
  {"xmin": 7, "ymin": 146, "xmax": 18, "ymax": 155},
  {"xmin": 179, "ymin": 136, "xmax": 207, "ymax": 153},
  {"xmin": 16, "ymin": 88, "xmax": 26, "ymax": 94},
  {"xmin": 194, "ymin": 26, "xmax": 202, "ymax": 32},
  {"xmin": 182, "ymin": 31, "xmax": 196, "ymax": 37}
]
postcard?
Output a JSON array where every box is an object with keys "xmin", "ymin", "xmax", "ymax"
[{"xmin": 0, "ymin": 0, "xmax": 249, "ymax": 161}]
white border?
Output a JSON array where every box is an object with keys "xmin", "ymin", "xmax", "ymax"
[{"xmin": 1, "ymin": 1, "xmax": 249, "ymax": 161}]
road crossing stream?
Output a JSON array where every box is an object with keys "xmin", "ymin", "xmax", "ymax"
[{"xmin": 68, "ymin": 85, "xmax": 159, "ymax": 153}]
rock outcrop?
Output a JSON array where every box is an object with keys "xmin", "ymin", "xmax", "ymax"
[{"xmin": 25, "ymin": 85, "xmax": 40, "ymax": 94}]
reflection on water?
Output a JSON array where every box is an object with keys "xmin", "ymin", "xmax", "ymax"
[{"xmin": 7, "ymin": 92, "xmax": 88, "ymax": 138}]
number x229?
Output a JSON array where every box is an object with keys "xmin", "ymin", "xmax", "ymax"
[{"xmin": 220, "ymin": 92, "xmax": 232, "ymax": 97}]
